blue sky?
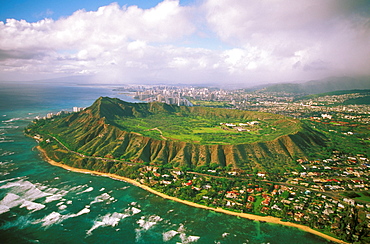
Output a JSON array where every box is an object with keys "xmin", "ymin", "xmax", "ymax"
[
  {"xmin": 0, "ymin": 0, "xmax": 369, "ymax": 86},
  {"xmin": 0, "ymin": 0, "xmax": 195, "ymax": 22}
]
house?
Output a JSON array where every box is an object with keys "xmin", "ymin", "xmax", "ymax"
[
  {"xmin": 161, "ymin": 180, "xmax": 172, "ymax": 185},
  {"xmin": 183, "ymin": 180, "xmax": 192, "ymax": 186},
  {"xmin": 260, "ymin": 207, "xmax": 269, "ymax": 213},
  {"xmin": 321, "ymin": 114, "xmax": 332, "ymax": 119},
  {"xmin": 261, "ymin": 196, "xmax": 271, "ymax": 206},
  {"xmin": 294, "ymin": 212, "xmax": 304, "ymax": 221},
  {"xmin": 247, "ymin": 196, "xmax": 255, "ymax": 202},
  {"xmin": 271, "ymin": 204, "xmax": 281, "ymax": 211},
  {"xmin": 172, "ymin": 170, "xmax": 183, "ymax": 175},
  {"xmin": 203, "ymin": 184, "xmax": 212, "ymax": 189},
  {"xmin": 343, "ymin": 198, "xmax": 356, "ymax": 206},
  {"xmin": 249, "ymin": 121, "xmax": 260, "ymax": 125},
  {"xmin": 225, "ymin": 123, "xmax": 236, "ymax": 127},
  {"xmin": 281, "ymin": 199, "xmax": 291, "ymax": 204},
  {"xmin": 225, "ymin": 191, "xmax": 240, "ymax": 199},
  {"xmin": 323, "ymin": 208, "xmax": 334, "ymax": 215}
]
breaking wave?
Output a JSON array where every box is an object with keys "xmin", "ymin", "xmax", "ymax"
[
  {"xmin": 162, "ymin": 224, "xmax": 200, "ymax": 243},
  {"xmin": 2, "ymin": 118, "xmax": 21, "ymax": 123},
  {"xmin": 90, "ymin": 192, "xmax": 115, "ymax": 205},
  {"xmin": 86, "ymin": 206, "xmax": 141, "ymax": 235},
  {"xmin": 135, "ymin": 215, "xmax": 163, "ymax": 242},
  {"xmin": 163, "ymin": 230, "xmax": 179, "ymax": 242},
  {"xmin": 0, "ymin": 179, "xmax": 69, "ymax": 215}
]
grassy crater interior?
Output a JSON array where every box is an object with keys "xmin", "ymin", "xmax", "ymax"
[{"xmin": 101, "ymin": 98, "xmax": 302, "ymax": 145}]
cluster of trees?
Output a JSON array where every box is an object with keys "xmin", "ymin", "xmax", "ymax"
[{"xmin": 307, "ymin": 119, "xmax": 370, "ymax": 157}]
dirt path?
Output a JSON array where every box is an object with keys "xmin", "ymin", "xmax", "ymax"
[{"xmin": 148, "ymin": 127, "xmax": 167, "ymax": 140}]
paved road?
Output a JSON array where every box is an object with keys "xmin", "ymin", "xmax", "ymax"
[{"xmin": 51, "ymin": 135, "xmax": 137, "ymax": 166}]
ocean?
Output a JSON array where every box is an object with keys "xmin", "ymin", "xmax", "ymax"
[{"xmin": 0, "ymin": 81, "xmax": 332, "ymax": 243}]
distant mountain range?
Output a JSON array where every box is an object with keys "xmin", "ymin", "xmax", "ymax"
[{"xmin": 258, "ymin": 76, "xmax": 370, "ymax": 94}]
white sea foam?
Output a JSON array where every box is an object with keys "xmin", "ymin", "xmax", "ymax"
[
  {"xmin": 44, "ymin": 194, "xmax": 64, "ymax": 203},
  {"xmin": 20, "ymin": 200, "xmax": 45, "ymax": 212},
  {"xmin": 163, "ymin": 230, "xmax": 179, "ymax": 242},
  {"xmin": 75, "ymin": 207, "xmax": 90, "ymax": 216},
  {"xmin": 222, "ymin": 232, "xmax": 230, "ymax": 238},
  {"xmin": 0, "ymin": 140, "xmax": 15, "ymax": 143},
  {"xmin": 0, "ymin": 179, "xmax": 73, "ymax": 215},
  {"xmin": 0, "ymin": 180, "xmax": 49, "ymax": 201},
  {"xmin": 58, "ymin": 205, "xmax": 67, "ymax": 210},
  {"xmin": 162, "ymin": 224, "xmax": 201, "ymax": 243},
  {"xmin": 0, "ymin": 151, "xmax": 15, "ymax": 156},
  {"xmin": 0, "ymin": 205, "xmax": 10, "ymax": 214},
  {"xmin": 177, "ymin": 224, "xmax": 186, "ymax": 233},
  {"xmin": 86, "ymin": 207, "xmax": 140, "ymax": 235},
  {"xmin": 135, "ymin": 215, "xmax": 163, "ymax": 242},
  {"xmin": 179, "ymin": 233, "xmax": 200, "ymax": 244},
  {"xmin": 34, "ymin": 212, "xmax": 64, "ymax": 227},
  {"xmin": 66, "ymin": 200, "xmax": 72, "ymax": 204},
  {"xmin": 56, "ymin": 201, "xmax": 64, "ymax": 206},
  {"xmin": 0, "ymin": 125, "xmax": 19, "ymax": 129},
  {"xmin": 0, "ymin": 176, "xmax": 27, "ymax": 184},
  {"xmin": 0, "ymin": 193, "xmax": 24, "ymax": 214},
  {"xmin": 99, "ymin": 188, "xmax": 105, "ymax": 191},
  {"xmin": 136, "ymin": 215, "xmax": 163, "ymax": 231},
  {"xmin": 43, "ymin": 187, "xmax": 68, "ymax": 197},
  {"xmin": 78, "ymin": 186, "xmax": 94, "ymax": 194},
  {"xmin": 69, "ymin": 185, "xmax": 86, "ymax": 192},
  {"xmin": 90, "ymin": 192, "xmax": 115, "ymax": 205},
  {"xmin": 35, "ymin": 206, "xmax": 93, "ymax": 229},
  {"xmin": 2, "ymin": 118, "xmax": 20, "ymax": 123},
  {"xmin": 86, "ymin": 212, "xmax": 130, "ymax": 235},
  {"xmin": 131, "ymin": 207, "xmax": 141, "ymax": 215}
]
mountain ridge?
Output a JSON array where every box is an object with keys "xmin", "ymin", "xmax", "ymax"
[
  {"xmin": 29, "ymin": 97, "xmax": 327, "ymax": 171},
  {"xmin": 258, "ymin": 76, "xmax": 370, "ymax": 94}
]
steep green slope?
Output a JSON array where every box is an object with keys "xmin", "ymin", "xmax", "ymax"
[{"xmin": 28, "ymin": 97, "xmax": 327, "ymax": 171}]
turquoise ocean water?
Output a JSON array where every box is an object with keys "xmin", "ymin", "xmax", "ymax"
[{"xmin": 0, "ymin": 82, "xmax": 332, "ymax": 243}]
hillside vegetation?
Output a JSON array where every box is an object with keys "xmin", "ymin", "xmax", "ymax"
[
  {"xmin": 27, "ymin": 97, "xmax": 327, "ymax": 171},
  {"xmin": 295, "ymin": 89, "xmax": 370, "ymax": 102},
  {"xmin": 260, "ymin": 76, "xmax": 370, "ymax": 94}
]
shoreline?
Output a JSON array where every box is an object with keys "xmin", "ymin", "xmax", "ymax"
[{"xmin": 36, "ymin": 146, "xmax": 348, "ymax": 244}]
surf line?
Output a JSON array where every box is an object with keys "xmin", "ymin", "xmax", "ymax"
[{"xmin": 36, "ymin": 146, "xmax": 348, "ymax": 244}]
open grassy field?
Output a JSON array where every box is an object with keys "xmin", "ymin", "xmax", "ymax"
[{"xmin": 114, "ymin": 113, "xmax": 299, "ymax": 145}]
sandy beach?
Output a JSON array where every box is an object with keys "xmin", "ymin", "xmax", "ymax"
[{"xmin": 37, "ymin": 146, "xmax": 348, "ymax": 244}]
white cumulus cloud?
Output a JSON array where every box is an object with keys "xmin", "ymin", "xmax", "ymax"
[{"xmin": 0, "ymin": 0, "xmax": 369, "ymax": 85}]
